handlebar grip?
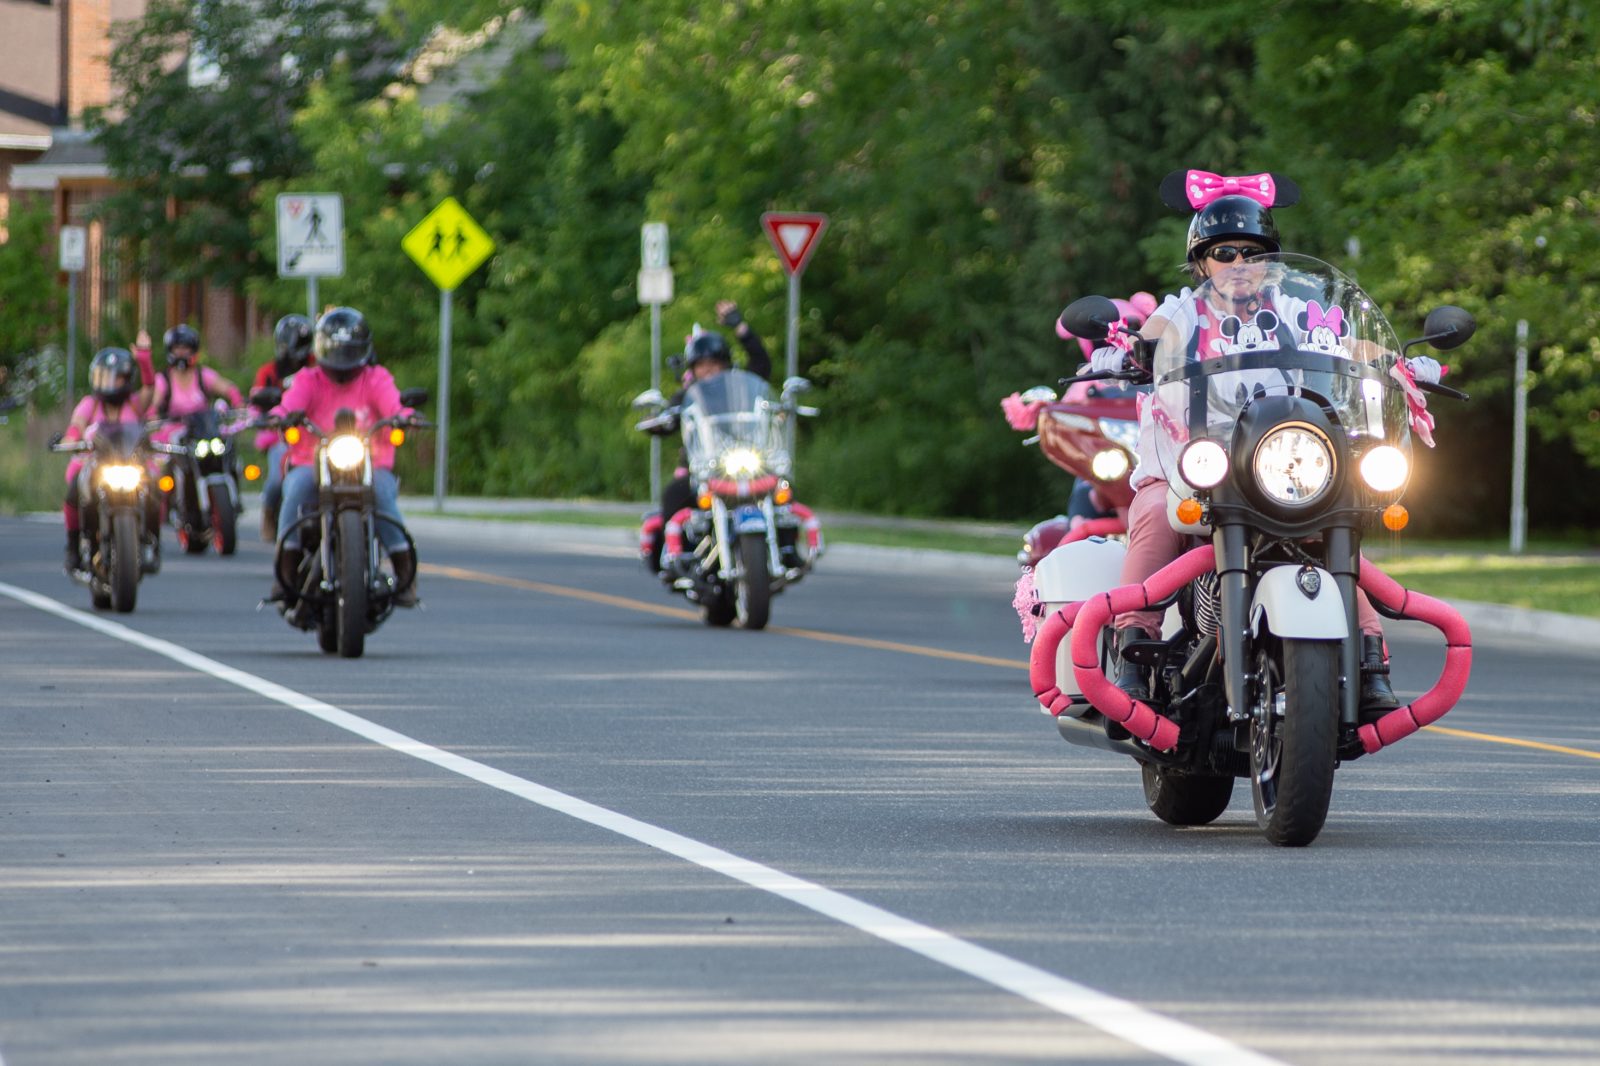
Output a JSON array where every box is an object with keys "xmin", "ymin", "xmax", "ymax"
[{"xmin": 1418, "ymin": 380, "xmax": 1469, "ymax": 401}]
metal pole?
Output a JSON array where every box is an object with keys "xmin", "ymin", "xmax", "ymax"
[
  {"xmin": 433, "ymin": 287, "xmax": 452, "ymax": 513},
  {"xmin": 66, "ymin": 272, "xmax": 78, "ymax": 404},
  {"xmin": 1510, "ymin": 318, "xmax": 1529, "ymax": 554},
  {"xmin": 785, "ymin": 272, "xmax": 800, "ymax": 380},
  {"xmin": 307, "ymin": 277, "xmax": 318, "ymax": 320},
  {"xmin": 649, "ymin": 301, "xmax": 662, "ymax": 504}
]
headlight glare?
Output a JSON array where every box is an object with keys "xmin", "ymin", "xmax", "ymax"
[
  {"xmin": 1253, "ymin": 424, "xmax": 1334, "ymax": 505},
  {"xmin": 1360, "ymin": 445, "xmax": 1409, "ymax": 493},
  {"xmin": 1179, "ymin": 440, "xmax": 1229, "ymax": 488},
  {"xmin": 194, "ymin": 439, "xmax": 211, "ymax": 458},
  {"xmin": 327, "ymin": 434, "xmax": 366, "ymax": 471},
  {"xmin": 100, "ymin": 464, "xmax": 143, "ymax": 492},
  {"xmin": 1090, "ymin": 448, "xmax": 1130, "ymax": 482},
  {"xmin": 721, "ymin": 447, "xmax": 763, "ymax": 477}
]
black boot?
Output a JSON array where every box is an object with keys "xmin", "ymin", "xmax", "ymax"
[
  {"xmin": 270, "ymin": 547, "xmax": 303, "ymax": 604},
  {"xmin": 1114, "ymin": 626, "xmax": 1155, "ymax": 703},
  {"xmin": 391, "ymin": 549, "xmax": 419, "ymax": 608},
  {"xmin": 1359, "ymin": 633, "xmax": 1400, "ymax": 722},
  {"xmin": 64, "ymin": 531, "xmax": 82, "ymax": 573}
]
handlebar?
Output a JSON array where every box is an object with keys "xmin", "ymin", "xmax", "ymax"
[{"xmin": 1418, "ymin": 380, "xmax": 1470, "ymax": 401}]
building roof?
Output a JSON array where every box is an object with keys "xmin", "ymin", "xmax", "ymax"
[{"xmin": 10, "ymin": 128, "xmax": 109, "ymax": 188}]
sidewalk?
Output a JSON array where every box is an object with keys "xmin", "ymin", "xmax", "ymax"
[{"xmin": 396, "ymin": 496, "xmax": 1600, "ymax": 650}]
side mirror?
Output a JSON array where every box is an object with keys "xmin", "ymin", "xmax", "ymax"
[
  {"xmin": 781, "ymin": 375, "xmax": 812, "ymax": 396},
  {"xmin": 1421, "ymin": 306, "xmax": 1477, "ymax": 351},
  {"xmin": 1019, "ymin": 385, "xmax": 1058, "ymax": 404},
  {"xmin": 631, "ymin": 388, "xmax": 666, "ymax": 410},
  {"xmin": 399, "ymin": 387, "xmax": 430, "ymax": 408},
  {"xmin": 250, "ymin": 386, "xmax": 283, "ymax": 411},
  {"xmin": 1058, "ymin": 296, "xmax": 1121, "ymax": 343}
]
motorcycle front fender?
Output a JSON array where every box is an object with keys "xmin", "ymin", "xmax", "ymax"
[{"xmin": 1249, "ymin": 565, "xmax": 1349, "ymax": 640}]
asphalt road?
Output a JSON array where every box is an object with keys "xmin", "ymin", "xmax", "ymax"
[{"xmin": 1, "ymin": 513, "xmax": 1596, "ymax": 1066}]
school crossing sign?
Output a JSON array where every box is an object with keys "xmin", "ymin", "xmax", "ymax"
[{"xmin": 402, "ymin": 197, "xmax": 495, "ymax": 291}]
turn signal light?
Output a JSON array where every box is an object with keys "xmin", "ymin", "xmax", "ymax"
[
  {"xmin": 1176, "ymin": 498, "xmax": 1203, "ymax": 525},
  {"xmin": 285, "ymin": 427, "xmax": 302, "ymax": 445},
  {"xmin": 244, "ymin": 464, "xmax": 262, "ymax": 482},
  {"xmin": 697, "ymin": 491, "xmax": 713, "ymax": 510},
  {"xmin": 389, "ymin": 428, "xmax": 405, "ymax": 446},
  {"xmin": 1382, "ymin": 504, "xmax": 1409, "ymax": 531},
  {"xmin": 774, "ymin": 480, "xmax": 793, "ymax": 505},
  {"xmin": 158, "ymin": 475, "xmax": 175, "ymax": 493}
]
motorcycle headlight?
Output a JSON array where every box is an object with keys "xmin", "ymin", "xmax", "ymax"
[
  {"xmin": 1179, "ymin": 439, "xmax": 1229, "ymax": 489},
  {"xmin": 720, "ymin": 447, "xmax": 764, "ymax": 477},
  {"xmin": 194, "ymin": 439, "xmax": 211, "ymax": 458},
  {"xmin": 1253, "ymin": 423, "xmax": 1335, "ymax": 506},
  {"xmin": 100, "ymin": 464, "xmax": 143, "ymax": 492},
  {"xmin": 327, "ymin": 434, "xmax": 366, "ymax": 471},
  {"xmin": 208, "ymin": 437, "xmax": 225, "ymax": 455},
  {"xmin": 1360, "ymin": 445, "xmax": 1409, "ymax": 493},
  {"xmin": 1090, "ymin": 448, "xmax": 1130, "ymax": 482}
]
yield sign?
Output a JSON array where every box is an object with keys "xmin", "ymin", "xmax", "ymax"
[{"xmin": 760, "ymin": 211, "xmax": 829, "ymax": 276}]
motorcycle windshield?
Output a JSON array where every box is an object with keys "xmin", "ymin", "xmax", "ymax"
[
  {"xmin": 94, "ymin": 421, "xmax": 146, "ymax": 456},
  {"xmin": 681, "ymin": 369, "xmax": 790, "ymax": 480},
  {"xmin": 1147, "ymin": 253, "xmax": 1411, "ymax": 484}
]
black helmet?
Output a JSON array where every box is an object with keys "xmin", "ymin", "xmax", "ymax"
[
  {"xmin": 313, "ymin": 307, "xmax": 373, "ymax": 383},
  {"xmin": 684, "ymin": 330, "xmax": 732, "ymax": 371},
  {"xmin": 272, "ymin": 314, "xmax": 315, "ymax": 377},
  {"xmin": 163, "ymin": 323, "xmax": 200, "ymax": 366},
  {"xmin": 89, "ymin": 347, "xmax": 138, "ymax": 405},
  {"xmin": 1185, "ymin": 196, "xmax": 1281, "ymax": 264}
]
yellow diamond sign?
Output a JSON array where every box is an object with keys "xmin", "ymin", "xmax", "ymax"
[{"xmin": 402, "ymin": 196, "xmax": 495, "ymax": 291}]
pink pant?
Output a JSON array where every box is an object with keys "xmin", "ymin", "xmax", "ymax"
[{"xmin": 1116, "ymin": 479, "xmax": 1382, "ymax": 637}]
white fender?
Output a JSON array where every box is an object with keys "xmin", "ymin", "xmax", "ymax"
[
  {"xmin": 1250, "ymin": 565, "xmax": 1348, "ymax": 639},
  {"xmin": 1034, "ymin": 538, "xmax": 1130, "ymax": 714}
]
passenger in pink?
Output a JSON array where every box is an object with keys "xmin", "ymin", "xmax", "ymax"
[
  {"xmin": 60, "ymin": 348, "xmax": 151, "ymax": 571},
  {"xmin": 270, "ymin": 307, "xmax": 419, "ymax": 606}
]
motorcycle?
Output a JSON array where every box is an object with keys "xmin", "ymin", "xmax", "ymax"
[
  {"xmin": 253, "ymin": 387, "xmax": 431, "ymax": 658},
  {"xmin": 1028, "ymin": 254, "xmax": 1475, "ymax": 846},
  {"xmin": 51, "ymin": 423, "xmax": 180, "ymax": 612},
  {"xmin": 159, "ymin": 403, "xmax": 245, "ymax": 556},
  {"xmin": 1004, "ymin": 379, "xmax": 1139, "ymax": 569},
  {"xmin": 633, "ymin": 369, "xmax": 821, "ymax": 630}
]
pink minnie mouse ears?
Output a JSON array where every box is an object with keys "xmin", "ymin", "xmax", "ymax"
[{"xmin": 1159, "ymin": 169, "xmax": 1301, "ymax": 211}]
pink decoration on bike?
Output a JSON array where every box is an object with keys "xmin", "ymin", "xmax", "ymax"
[
  {"xmin": 1355, "ymin": 558, "xmax": 1473, "ymax": 755},
  {"xmin": 1185, "ymin": 170, "xmax": 1276, "ymax": 210},
  {"xmin": 1303, "ymin": 302, "xmax": 1344, "ymax": 335},
  {"xmin": 1389, "ymin": 360, "xmax": 1436, "ymax": 448},
  {"xmin": 1001, "ymin": 392, "xmax": 1044, "ymax": 432},
  {"xmin": 1060, "ymin": 517, "xmax": 1126, "ymax": 546},
  {"xmin": 1013, "ymin": 567, "xmax": 1040, "ymax": 643}
]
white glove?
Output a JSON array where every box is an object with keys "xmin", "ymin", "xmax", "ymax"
[
  {"xmin": 1406, "ymin": 356, "xmax": 1442, "ymax": 385},
  {"xmin": 1087, "ymin": 346, "xmax": 1127, "ymax": 374}
]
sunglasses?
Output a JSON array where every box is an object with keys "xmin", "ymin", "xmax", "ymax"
[{"xmin": 1206, "ymin": 244, "xmax": 1269, "ymax": 264}]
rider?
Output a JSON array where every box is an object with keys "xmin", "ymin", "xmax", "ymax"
[
  {"xmin": 252, "ymin": 314, "xmax": 316, "ymax": 541},
  {"xmin": 644, "ymin": 299, "xmax": 772, "ymax": 573},
  {"xmin": 149, "ymin": 324, "xmax": 244, "ymax": 423},
  {"xmin": 59, "ymin": 348, "xmax": 156, "ymax": 572},
  {"xmin": 269, "ymin": 307, "xmax": 420, "ymax": 607},
  {"xmin": 1086, "ymin": 170, "xmax": 1444, "ymax": 720}
]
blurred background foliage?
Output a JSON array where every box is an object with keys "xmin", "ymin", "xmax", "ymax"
[{"xmin": 8, "ymin": 0, "xmax": 1598, "ymax": 536}]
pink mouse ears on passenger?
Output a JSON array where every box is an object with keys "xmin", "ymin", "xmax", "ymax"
[{"xmin": 1159, "ymin": 169, "xmax": 1301, "ymax": 211}]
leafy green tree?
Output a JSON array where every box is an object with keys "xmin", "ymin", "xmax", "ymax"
[{"xmin": 0, "ymin": 198, "xmax": 59, "ymax": 370}]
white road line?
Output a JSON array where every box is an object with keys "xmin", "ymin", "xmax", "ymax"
[{"xmin": 1, "ymin": 580, "xmax": 1287, "ymax": 1066}]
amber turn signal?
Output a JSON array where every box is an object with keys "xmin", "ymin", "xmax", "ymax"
[
  {"xmin": 244, "ymin": 464, "xmax": 262, "ymax": 482},
  {"xmin": 697, "ymin": 492, "xmax": 713, "ymax": 510},
  {"xmin": 1382, "ymin": 504, "xmax": 1409, "ymax": 531},
  {"xmin": 1176, "ymin": 498, "xmax": 1203, "ymax": 525},
  {"xmin": 774, "ymin": 481, "xmax": 793, "ymax": 505},
  {"xmin": 158, "ymin": 475, "xmax": 175, "ymax": 493},
  {"xmin": 389, "ymin": 428, "xmax": 405, "ymax": 446},
  {"xmin": 284, "ymin": 427, "xmax": 302, "ymax": 445}
]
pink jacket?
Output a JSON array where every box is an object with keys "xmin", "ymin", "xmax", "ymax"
[
  {"xmin": 152, "ymin": 366, "xmax": 242, "ymax": 420},
  {"xmin": 273, "ymin": 365, "xmax": 409, "ymax": 470}
]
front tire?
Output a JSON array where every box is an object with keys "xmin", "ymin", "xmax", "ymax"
[
  {"xmin": 209, "ymin": 483, "xmax": 237, "ymax": 556},
  {"xmin": 734, "ymin": 533, "xmax": 771, "ymax": 630},
  {"xmin": 1250, "ymin": 637, "xmax": 1340, "ymax": 846},
  {"xmin": 335, "ymin": 509, "xmax": 368, "ymax": 659},
  {"xmin": 109, "ymin": 511, "xmax": 139, "ymax": 613},
  {"xmin": 1142, "ymin": 764, "xmax": 1234, "ymax": 826}
]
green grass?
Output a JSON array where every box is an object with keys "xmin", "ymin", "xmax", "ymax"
[
  {"xmin": 1366, "ymin": 550, "xmax": 1600, "ymax": 618},
  {"xmin": 0, "ymin": 412, "xmax": 70, "ymax": 515}
]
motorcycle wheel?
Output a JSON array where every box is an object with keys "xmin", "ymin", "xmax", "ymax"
[
  {"xmin": 317, "ymin": 606, "xmax": 339, "ymax": 654},
  {"xmin": 209, "ymin": 484, "xmax": 238, "ymax": 556},
  {"xmin": 734, "ymin": 533, "xmax": 771, "ymax": 630},
  {"xmin": 1250, "ymin": 637, "xmax": 1340, "ymax": 847},
  {"xmin": 334, "ymin": 509, "xmax": 367, "ymax": 659},
  {"xmin": 1141, "ymin": 764, "xmax": 1234, "ymax": 826},
  {"xmin": 109, "ymin": 512, "xmax": 140, "ymax": 613},
  {"xmin": 701, "ymin": 589, "xmax": 736, "ymax": 627}
]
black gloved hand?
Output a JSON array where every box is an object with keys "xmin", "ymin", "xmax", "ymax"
[{"xmin": 719, "ymin": 306, "xmax": 743, "ymax": 328}]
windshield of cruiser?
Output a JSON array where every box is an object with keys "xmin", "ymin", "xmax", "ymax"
[
  {"xmin": 1146, "ymin": 253, "xmax": 1411, "ymax": 484},
  {"xmin": 680, "ymin": 368, "xmax": 790, "ymax": 479}
]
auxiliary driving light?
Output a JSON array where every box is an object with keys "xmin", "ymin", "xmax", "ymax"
[
  {"xmin": 1179, "ymin": 440, "xmax": 1229, "ymax": 489},
  {"xmin": 244, "ymin": 464, "xmax": 262, "ymax": 481},
  {"xmin": 1090, "ymin": 448, "xmax": 1130, "ymax": 482},
  {"xmin": 1360, "ymin": 445, "xmax": 1409, "ymax": 493}
]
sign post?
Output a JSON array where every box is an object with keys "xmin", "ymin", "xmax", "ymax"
[
  {"xmin": 760, "ymin": 211, "xmax": 828, "ymax": 380},
  {"xmin": 276, "ymin": 193, "xmax": 344, "ymax": 317},
  {"xmin": 401, "ymin": 196, "xmax": 495, "ymax": 512},
  {"xmin": 1511, "ymin": 318, "xmax": 1529, "ymax": 554},
  {"xmin": 59, "ymin": 225, "xmax": 86, "ymax": 402},
  {"xmin": 638, "ymin": 222, "xmax": 673, "ymax": 504}
]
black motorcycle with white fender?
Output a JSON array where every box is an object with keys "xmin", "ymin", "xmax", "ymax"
[
  {"xmin": 1029, "ymin": 255, "xmax": 1476, "ymax": 846},
  {"xmin": 161, "ymin": 403, "xmax": 245, "ymax": 556},
  {"xmin": 253, "ymin": 387, "xmax": 431, "ymax": 658}
]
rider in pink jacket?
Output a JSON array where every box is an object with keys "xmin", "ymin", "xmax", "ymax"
[
  {"xmin": 269, "ymin": 307, "xmax": 419, "ymax": 606},
  {"xmin": 60, "ymin": 348, "xmax": 153, "ymax": 572}
]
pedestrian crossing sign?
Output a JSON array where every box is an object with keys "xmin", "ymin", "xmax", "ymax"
[{"xmin": 402, "ymin": 197, "xmax": 495, "ymax": 291}]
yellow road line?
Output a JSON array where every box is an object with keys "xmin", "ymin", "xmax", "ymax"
[{"xmin": 424, "ymin": 562, "xmax": 1599, "ymax": 759}]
